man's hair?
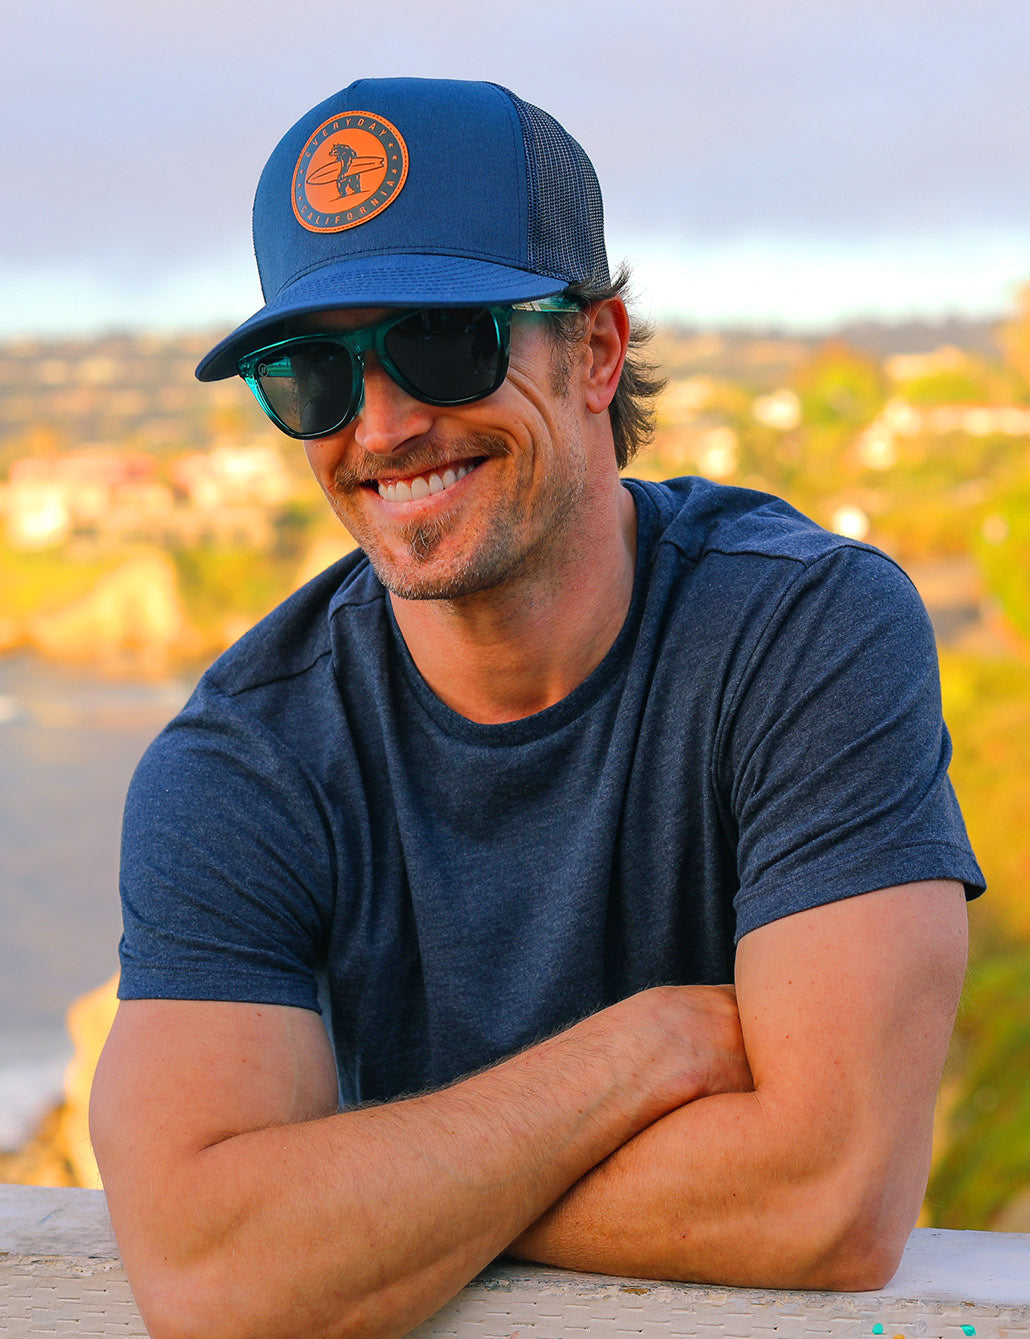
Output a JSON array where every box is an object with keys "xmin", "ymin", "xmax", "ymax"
[{"xmin": 548, "ymin": 264, "xmax": 667, "ymax": 470}]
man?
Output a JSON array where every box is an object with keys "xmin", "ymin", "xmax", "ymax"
[{"xmin": 90, "ymin": 77, "xmax": 983, "ymax": 1339}]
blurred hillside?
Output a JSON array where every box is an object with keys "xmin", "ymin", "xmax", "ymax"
[
  {"xmin": 643, "ymin": 296, "xmax": 1030, "ymax": 1231},
  {"xmin": 0, "ymin": 297, "xmax": 1028, "ymax": 1227}
]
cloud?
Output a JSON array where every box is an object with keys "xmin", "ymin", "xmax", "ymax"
[{"xmin": 2, "ymin": 0, "xmax": 1028, "ymax": 332}]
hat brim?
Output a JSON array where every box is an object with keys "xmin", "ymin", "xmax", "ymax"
[{"xmin": 195, "ymin": 254, "xmax": 568, "ymax": 381}]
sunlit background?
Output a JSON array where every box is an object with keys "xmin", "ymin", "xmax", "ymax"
[{"xmin": 1, "ymin": 0, "xmax": 1028, "ymax": 1228}]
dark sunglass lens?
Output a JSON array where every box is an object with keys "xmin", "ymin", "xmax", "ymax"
[
  {"xmin": 384, "ymin": 308, "xmax": 503, "ymax": 403},
  {"xmin": 256, "ymin": 341, "xmax": 359, "ymax": 436}
]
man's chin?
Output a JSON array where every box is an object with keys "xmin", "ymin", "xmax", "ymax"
[
  {"xmin": 372, "ymin": 558, "xmax": 500, "ymax": 603},
  {"xmin": 360, "ymin": 524, "xmax": 523, "ymax": 603}
]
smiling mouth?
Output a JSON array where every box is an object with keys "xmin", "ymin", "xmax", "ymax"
[{"xmin": 372, "ymin": 458, "xmax": 483, "ymax": 502}]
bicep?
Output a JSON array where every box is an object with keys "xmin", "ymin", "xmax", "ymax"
[
  {"xmin": 91, "ymin": 999, "xmax": 338, "ymax": 1232},
  {"xmin": 734, "ymin": 880, "xmax": 967, "ymax": 1193}
]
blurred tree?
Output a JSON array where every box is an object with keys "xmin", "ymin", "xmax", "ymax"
[
  {"xmin": 939, "ymin": 651, "xmax": 1030, "ymax": 940},
  {"xmin": 791, "ymin": 342, "xmax": 885, "ymax": 430},
  {"xmin": 170, "ymin": 543, "xmax": 301, "ymax": 655},
  {"xmin": 929, "ymin": 651, "xmax": 1030, "ymax": 1228},
  {"xmin": 928, "ymin": 948, "xmax": 1030, "ymax": 1229},
  {"xmin": 975, "ymin": 483, "xmax": 1030, "ymax": 641},
  {"xmin": 998, "ymin": 282, "xmax": 1030, "ymax": 392},
  {"xmin": 901, "ymin": 364, "xmax": 995, "ymax": 406},
  {"xmin": 737, "ymin": 342, "xmax": 886, "ymax": 517}
]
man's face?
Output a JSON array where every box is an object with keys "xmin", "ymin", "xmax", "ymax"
[{"xmin": 301, "ymin": 308, "xmax": 594, "ymax": 602}]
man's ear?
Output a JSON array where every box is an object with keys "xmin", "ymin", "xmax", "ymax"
[{"xmin": 583, "ymin": 298, "xmax": 630, "ymax": 416}]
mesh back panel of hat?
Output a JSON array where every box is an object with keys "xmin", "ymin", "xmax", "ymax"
[{"xmin": 496, "ymin": 87, "xmax": 610, "ymax": 288}]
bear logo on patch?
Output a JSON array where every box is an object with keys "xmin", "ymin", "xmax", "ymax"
[{"xmin": 293, "ymin": 111, "xmax": 408, "ymax": 233}]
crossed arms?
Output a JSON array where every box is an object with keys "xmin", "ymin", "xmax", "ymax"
[{"xmin": 90, "ymin": 878, "xmax": 968, "ymax": 1339}]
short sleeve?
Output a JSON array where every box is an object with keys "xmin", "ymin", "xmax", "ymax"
[
  {"xmin": 722, "ymin": 545, "xmax": 985, "ymax": 941},
  {"xmin": 118, "ymin": 687, "xmax": 336, "ymax": 1010}
]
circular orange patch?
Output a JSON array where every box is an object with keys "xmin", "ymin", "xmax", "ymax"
[{"xmin": 292, "ymin": 111, "xmax": 408, "ymax": 233}]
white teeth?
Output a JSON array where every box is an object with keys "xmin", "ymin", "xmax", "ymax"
[{"xmin": 377, "ymin": 461, "xmax": 474, "ymax": 501}]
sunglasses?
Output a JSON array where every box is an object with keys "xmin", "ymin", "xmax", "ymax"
[{"xmin": 237, "ymin": 299, "xmax": 582, "ymax": 440}]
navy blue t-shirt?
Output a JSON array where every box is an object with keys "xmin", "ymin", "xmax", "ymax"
[{"xmin": 118, "ymin": 478, "xmax": 984, "ymax": 1104}]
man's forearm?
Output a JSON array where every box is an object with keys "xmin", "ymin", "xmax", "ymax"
[
  {"xmin": 174, "ymin": 1029, "xmax": 643, "ymax": 1339},
  {"xmin": 97, "ymin": 986, "xmax": 750, "ymax": 1339},
  {"xmin": 508, "ymin": 1085, "xmax": 927, "ymax": 1291},
  {"xmin": 510, "ymin": 883, "xmax": 969, "ymax": 1294}
]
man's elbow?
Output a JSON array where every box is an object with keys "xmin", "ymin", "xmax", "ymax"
[
  {"xmin": 126, "ymin": 1243, "xmax": 402, "ymax": 1339},
  {"xmin": 666, "ymin": 1160, "xmax": 918, "ymax": 1293},
  {"xmin": 131, "ymin": 1266, "xmax": 333, "ymax": 1339},
  {"xmin": 783, "ymin": 1185, "xmax": 913, "ymax": 1293},
  {"xmin": 802, "ymin": 1229, "xmax": 905, "ymax": 1293},
  {"xmin": 127, "ymin": 1258, "xmax": 258, "ymax": 1339}
]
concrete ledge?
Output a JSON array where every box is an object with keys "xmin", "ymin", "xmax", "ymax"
[{"xmin": 2, "ymin": 1184, "xmax": 1028, "ymax": 1337}]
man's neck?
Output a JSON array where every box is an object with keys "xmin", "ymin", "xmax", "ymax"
[{"xmin": 389, "ymin": 483, "xmax": 638, "ymax": 724}]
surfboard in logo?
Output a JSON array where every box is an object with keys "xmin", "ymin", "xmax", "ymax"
[{"xmin": 292, "ymin": 110, "xmax": 408, "ymax": 233}]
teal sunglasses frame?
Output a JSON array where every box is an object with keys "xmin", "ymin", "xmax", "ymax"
[{"xmin": 237, "ymin": 298, "xmax": 582, "ymax": 441}]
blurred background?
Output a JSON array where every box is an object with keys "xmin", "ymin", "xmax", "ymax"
[{"xmin": 1, "ymin": 0, "xmax": 1027, "ymax": 1226}]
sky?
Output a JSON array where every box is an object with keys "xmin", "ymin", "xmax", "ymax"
[{"xmin": 2, "ymin": 0, "xmax": 1029, "ymax": 338}]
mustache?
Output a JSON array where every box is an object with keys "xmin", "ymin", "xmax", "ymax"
[{"xmin": 332, "ymin": 433, "xmax": 508, "ymax": 490}]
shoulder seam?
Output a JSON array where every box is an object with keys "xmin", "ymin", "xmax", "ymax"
[{"xmin": 212, "ymin": 645, "xmax": 336, "ymax": 700}]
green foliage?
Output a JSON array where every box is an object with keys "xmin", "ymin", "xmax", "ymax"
[
  {"xmin": 923, "ymin": 651, "xmax": 1030, "ymax": 1228},
  {"xmin": 0, "ymin": 542, "xmax": 123, "ymax": 620},
  {"xmin": 274, "ymin": 496, "xmax": 328, "ymax": 557},
  {"xmin": 975, "ymin": 484, "xmax": 1030, "ymax": 640},
  {"xmin": 939, "ymin": 651, "xmax": 1030, "ymax": 941},
  {"xmin": 791, "ymin": 342, "xmax": 885, "ymax": 429},
  {"xmin": 927, "ymin": 948, "xmax": 1030, "ymax": 1228},
  {"xmin": 901, "ymin": 368, "xmax": 992, "ymax": 405},
  {"xmin": 169, "ymin": 544, "xmax": 302, "ymax": 644},
  {"xmin": 998, "ymin": 282, "xmax": 1030, "ymax": 390}
]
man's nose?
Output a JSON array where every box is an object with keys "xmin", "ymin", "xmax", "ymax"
[{"xmin": 352, "ymin": 355, "xmax": 435, "ymax": 455}]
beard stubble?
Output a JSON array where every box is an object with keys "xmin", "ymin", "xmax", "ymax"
[{"xmin": 330, "ymin": 431, "xmax": 534, "ymax": 600}]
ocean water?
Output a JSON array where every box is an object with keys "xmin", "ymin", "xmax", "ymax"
[{"xmin": 0, "ymin": 654, "xmax": 191, "ymax": 1148}]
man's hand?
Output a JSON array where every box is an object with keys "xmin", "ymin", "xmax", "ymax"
[
  {"xmin": 509, "ymin": 880, "xmax": 968, "ymax": 1292},
  {"xmin": 90, "ymin": 982, "xmax": 749, "ymax": 1339},
  {"xmin": 633, "ymin": 982, "xmax": 753, "ymax": 1112}
]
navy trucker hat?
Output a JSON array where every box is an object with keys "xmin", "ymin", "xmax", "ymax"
[{"xmin": 196, "ymin": 77, "xmax": 610, "ymax": 381}]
